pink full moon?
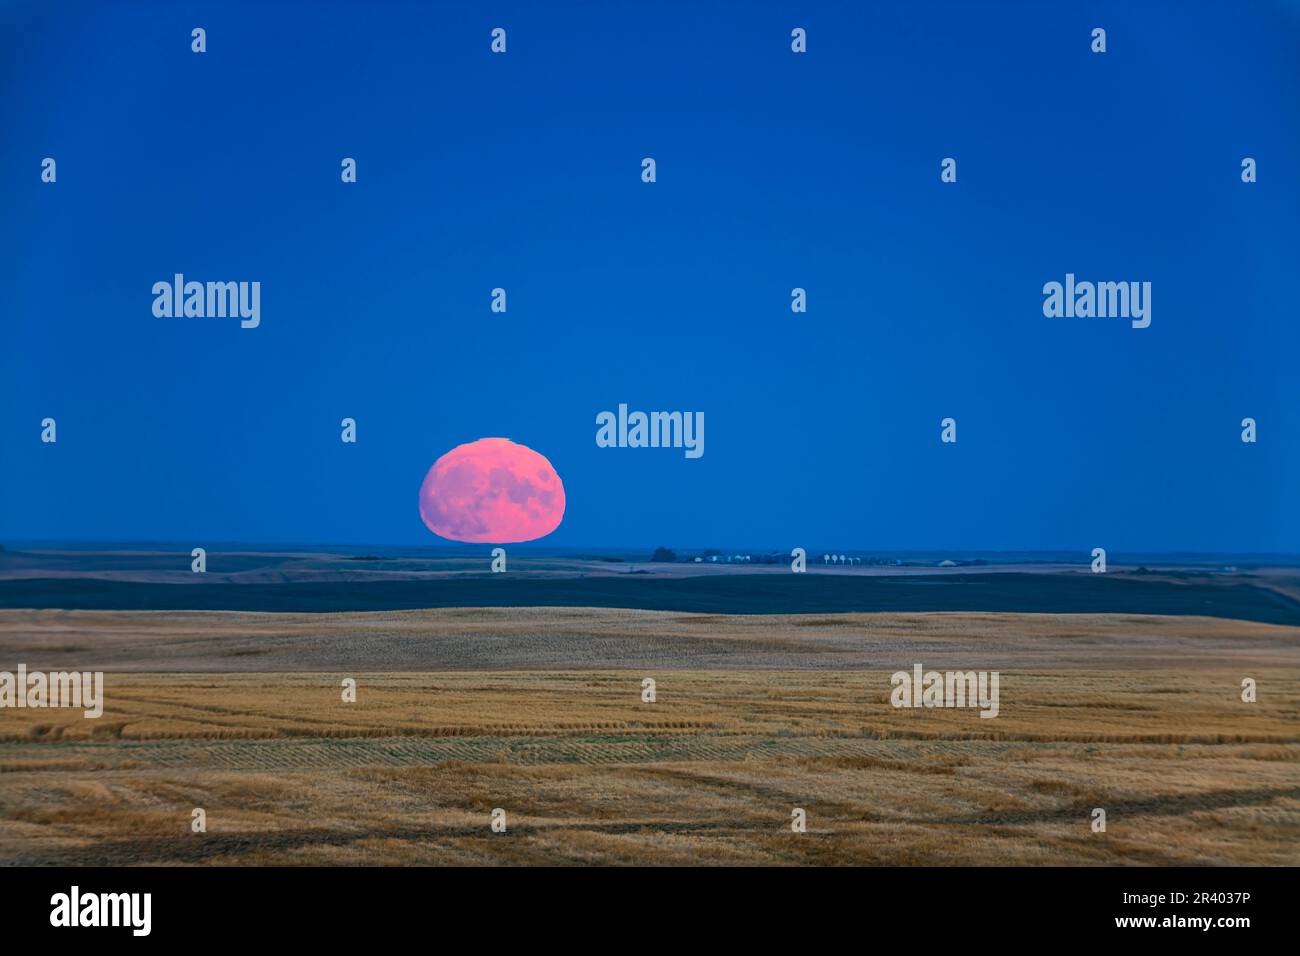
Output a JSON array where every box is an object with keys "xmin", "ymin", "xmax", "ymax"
[{"xmin": 418, "ymin": 438, "xmax": 566, "ymax": 543}]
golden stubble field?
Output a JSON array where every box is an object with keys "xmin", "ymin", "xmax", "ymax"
[{"xmin": 0, "ymin": 609, "xmax": 1297, "ymax": 865}]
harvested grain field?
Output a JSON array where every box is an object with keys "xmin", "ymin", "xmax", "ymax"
[
  {"xmin": 0, "ymin": 607, "xmax": 1297, "ymax": 865},
  {"xmin": 1, "ymin": 607, "xmax": 1297, "ymax": 672}
]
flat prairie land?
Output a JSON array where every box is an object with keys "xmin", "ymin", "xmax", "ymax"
[
  {"xmin": 0, "ymin": 609, "xmax": 1297, "ymax": 865},
  {"xmin": 1, "ymin": 606, "xmax": 1297, "ymax": 671}
]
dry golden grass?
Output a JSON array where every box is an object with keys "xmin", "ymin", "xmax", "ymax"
[
  {"xmin": 0, "ymin": 669, "xmax": 1296, "ymax": 745},
  {"xmin": 2, "ymin": 668, "xmax": 1297, "ymax": 865},
  {"xmin": 3, "ymin": 608, "xmax": 1297, "ymax": 864},
  {"xmin": 2, "ymin": 608, "xmax": 1297, "ymax": 672}
]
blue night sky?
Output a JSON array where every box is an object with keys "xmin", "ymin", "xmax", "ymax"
[{"xmin": 3, "ymin": 1, "xmax": 1297, "ymax": 552}]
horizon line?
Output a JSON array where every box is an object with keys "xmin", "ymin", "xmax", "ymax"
[{"xmin": 3, "ymin": 540, "xmax": 1299, "ymax": 561}]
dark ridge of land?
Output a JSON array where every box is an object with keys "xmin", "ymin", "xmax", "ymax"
[{"xmin": 1, "ymin": 572, "xmax": 1298, "ymax": 625}]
